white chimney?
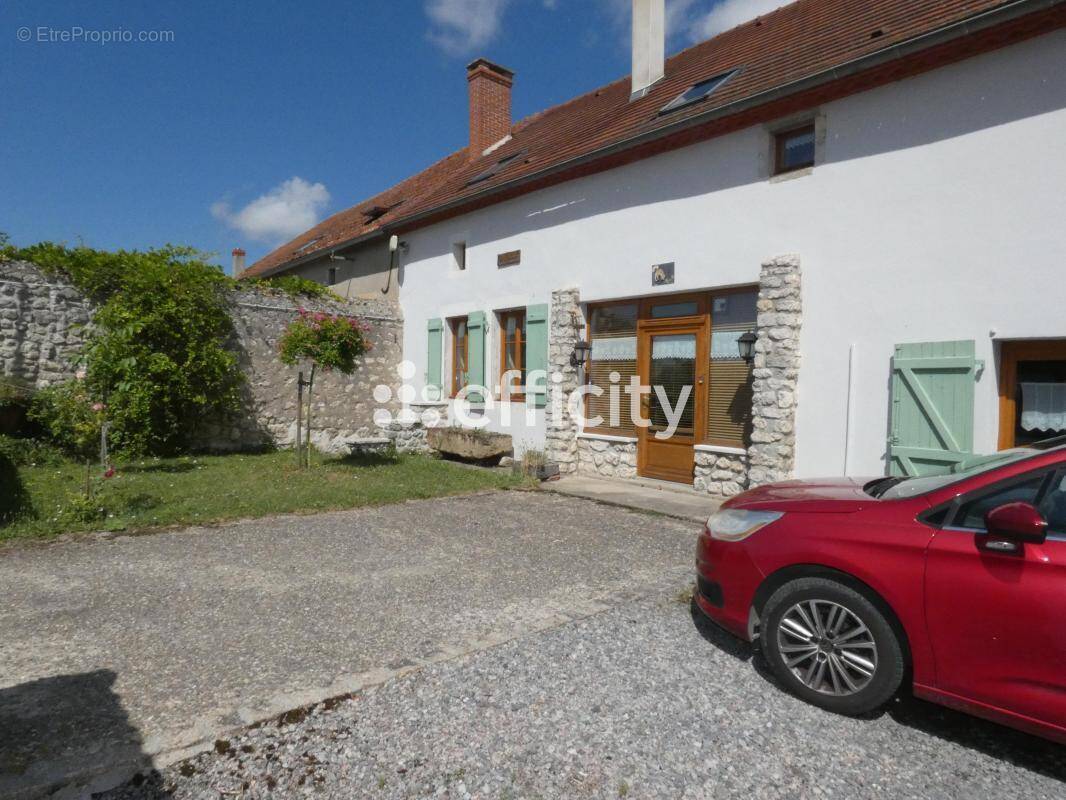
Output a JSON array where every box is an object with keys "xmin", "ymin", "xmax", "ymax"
[
  {"xmin": 631, "ymin": 0, "xmax": 665, "ymax": 99},
  {"xmin": 231, "ymin": 248, "xmax": 246, "ymax": 276}
]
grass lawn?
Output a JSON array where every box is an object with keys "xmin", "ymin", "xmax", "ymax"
[{"xmin": 1, "ymin": 451, "xmax": 529, "ymax": 542}]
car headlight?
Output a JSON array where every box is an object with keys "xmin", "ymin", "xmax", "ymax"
[{"xmin": 707, "ymin": 509, "xmax": 784, "ymax": 541}]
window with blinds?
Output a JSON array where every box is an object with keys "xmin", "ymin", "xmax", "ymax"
[
  {"xmin": 707, "ymin": 291, "xmax": 757, "ymax": 447},
  {"xmin": 587, "ymin": 303, "xmax": 638, "ymax": 435}
]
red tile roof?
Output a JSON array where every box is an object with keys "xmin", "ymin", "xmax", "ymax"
[{"xmin": 245, "ymin": 0, "xmax": 1061, "ymax": 279}]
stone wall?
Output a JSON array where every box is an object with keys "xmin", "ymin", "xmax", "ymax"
[
  {"xmin": 694, "ymin": 449, "xmax": 749, "ymax": 497},
  {"xmin": 746, "ymin": 254, "xmax": 802, "ymax": 487},
  {"xmin": 201, "ymin": 289, "xmax": 405, "ymax": 452},
  {"xmin": 576, "ymin": 436, "xmax": 637, "ymax": 479},
  {"xmin": 0, "ymin": 260, "xmax": 407, "ymax": 454},
  {"xmin": 545, "ymin": 287, "xmax": 582, "ymax": 474},
  {"xmin": 0, "ymin": 261, "xmax": 93, "ymax": 388}
]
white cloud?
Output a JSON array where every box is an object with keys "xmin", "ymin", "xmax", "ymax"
[
  {"xmin": 688, "ymin": 0, "xmax": 787, "ymax": 40},
  {"xmin": 211, "ymin": 177, "xmax": 330, "ymax": 244},
  {"xmin": 425, "ymin": 0, "xmax": 510, "ymax": 56}
]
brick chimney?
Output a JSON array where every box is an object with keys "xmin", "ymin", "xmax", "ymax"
[
  {"xmin": 231, "ymin": 248, "xmax": 246, "ymax": 276},
  {"xmin": 467, "ymin": 58, "xmax": 514, "ymax": 159}
]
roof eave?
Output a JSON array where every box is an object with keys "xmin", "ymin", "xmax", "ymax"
[
  {"xmin": 390, "ymin": 0, "xmax": 1061, "ymax": 232},
  {"xmin": 242, "ymin": 228, "xmax": 386, "ymax": 280}
]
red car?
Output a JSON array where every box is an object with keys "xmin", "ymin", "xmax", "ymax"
[{"xmin": 695, "ymin": 438, "xmax": 1066, "ymax": 744}]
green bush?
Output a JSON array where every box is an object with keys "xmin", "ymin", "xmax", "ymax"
[
  {"xmin": 279, "ymin": 310, "xmax": 371, "ymax": 374},
  {"xmin": 2, "ymin": 243, "xmax": 243, "ymax": 456},
  {"xmin": 249, "ymin": 275, "xmax": 343, "ymax": 302},
  {"xmin": 0, "ymin": 434, "xmax": 66, "ymax": 467},
  {"xmin": 28, "ymin": 383, "xmax": 105, "ymax": 460}
]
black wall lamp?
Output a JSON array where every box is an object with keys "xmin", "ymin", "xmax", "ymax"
[
  {"xmin": 571, "ymin": 340, "xmax": 592, "ymax": 368},
  {"xmin": 738, "ymin": 330, "xmax": 758, "ymax": 363}
]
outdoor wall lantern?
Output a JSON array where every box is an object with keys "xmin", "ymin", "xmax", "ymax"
[
  {"xmin": 738, "ymin": 330, "xmax": 758, "ymax": 363},
  {"xmin": 571, "ymin": 340, "xmax": 592, "ymax": 368}
]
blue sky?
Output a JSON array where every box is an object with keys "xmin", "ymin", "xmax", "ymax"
[{"xmin": 0, "ymin": 0, "xmax": 781, "ymax": 271}]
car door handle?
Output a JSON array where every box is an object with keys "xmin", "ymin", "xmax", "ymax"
[{"xmin": 982, "ymin": 538, "xmax": 1021, "ymax": 554}]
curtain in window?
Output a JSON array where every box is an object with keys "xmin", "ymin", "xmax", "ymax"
[{"xmin": 1021, "ymin": 382, "xmax": 1066, "ymax": 432}]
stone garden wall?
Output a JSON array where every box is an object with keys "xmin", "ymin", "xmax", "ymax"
[
  {"xmin": 0, "ymin": 261, "xmax": 94, "ymax": 387},
  {"xmin": 0, "ymin": 260, "xmax": 413, "ymax": 453}
]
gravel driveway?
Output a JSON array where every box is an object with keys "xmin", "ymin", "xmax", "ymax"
[
  {"xmin": 101, "ymin": 587, "xmax": 1066, "ymax": 800},
  {"xmin": 0, "ymin": 491, "xmax": 694, "ymax": 798}
]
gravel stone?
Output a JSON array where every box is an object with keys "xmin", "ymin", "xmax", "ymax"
[{"xmin": 102, "ymin": 591, "xmax": 1066, "ymax": 800}]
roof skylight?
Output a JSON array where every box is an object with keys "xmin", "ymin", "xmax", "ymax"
[
  {"xmin": 659, "ymin": 69, "xmax": 738, "ymax": 115},
  {"xmin": 293, "ymin": 237, "xmax": 322, "ymax": 254},
  {"xmin": 466, "ymin": 150, "xmax": 526, "ymax": 187}
]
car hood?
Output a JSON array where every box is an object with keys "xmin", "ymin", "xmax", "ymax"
[{"xmin": 724, "ymin": 477, "xmax": 878, "ymax": 513}]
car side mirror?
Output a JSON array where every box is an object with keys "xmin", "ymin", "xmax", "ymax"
[{"xmin": 984, "ymin": 502, "xmax": 1047, "ymax": 545}]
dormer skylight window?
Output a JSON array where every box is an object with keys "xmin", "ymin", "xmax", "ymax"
[
  {"xmin": 466, "ymin": 150, "xmax": 526, "ymax": 187},
  {"xmin": 659, "ymin": 69, "xmax": 738, "ymax": 115},
  {"xmin": 363, "ymin": 201, "xmax": 402, "ymax": 223},
  {"xmin": 294, "ymin": 237, "xmax": 322, "ymax": 254}
]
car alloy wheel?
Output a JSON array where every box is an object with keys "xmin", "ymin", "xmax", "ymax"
[
  {"xmin": 761, "ymin": 577, "xmax": 905, "ymax": 716},
  {"xmin": 775, "ymin": 599, "xmax": 878, "ymax": 696}
]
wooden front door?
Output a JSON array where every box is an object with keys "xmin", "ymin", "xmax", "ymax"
[{"xmin": 637, "ymin": 315, "xmax": 708, "ymax": 483}]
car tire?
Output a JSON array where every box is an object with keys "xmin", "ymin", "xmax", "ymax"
[{"xmin": 760, "ymin": 577, "xmax": 905, "ymax": 716}]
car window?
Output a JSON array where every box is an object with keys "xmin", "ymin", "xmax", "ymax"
[
  {"xmin": 1039, "ymin": 472, "xmax": 1066, "ymax": 536},
  {"xmin": 953, "ymin": 474, "xmax": 1048, "ymax": 531},
  {"xmin": 879, "ymin": 448, "xmax": 1046, "ymax": 499}
]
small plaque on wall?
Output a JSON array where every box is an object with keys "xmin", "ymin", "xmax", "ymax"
[
  {"xmin": 652, "ymin": 262, "xmax": 675, "ymax": 286},
  {"xmin": 497, "ymin": 250, "xmax": 521, "ymax": 268}
]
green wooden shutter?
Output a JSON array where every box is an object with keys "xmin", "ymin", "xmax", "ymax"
[
  {"xmin": 525, "ymin": 304, "xmax": 549, "ymax": 408},
  {"xmin": 889, "ymin": 340, "xmax": 982, "ymax": 477},
  {"xmin": 466, "ymin": 311, "xmax": 487, "ymax": 403},
  {"xmin": 426, "ymin": 318, "xmax": 443, "ymax": 401}
]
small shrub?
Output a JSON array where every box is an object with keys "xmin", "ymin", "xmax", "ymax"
[
  {"xmin": 0, "ymin": 434, "xmax": 66, "ymax": 467},
  {"xmin": 58, "ymin": 491, "xmax": 109, "ymax": 526},
  {"xmin": 29, "ymin": 382, "xmax": 106, "ymax": 460},
  {"xmin": 279, "ymin": 309, "xmax": 372, "ymax": 374}
]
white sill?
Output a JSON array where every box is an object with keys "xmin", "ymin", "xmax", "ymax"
[
  {"xmin": 694, "ymin": 443, "xmax": 747, "ymax": 456},
  {"xmin": 578, "ymin": 431, "xmax": 638, "ymax": 444}
]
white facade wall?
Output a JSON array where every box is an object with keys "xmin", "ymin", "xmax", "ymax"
[{"xmin": 398, "ymin": 31, "xmax": 1066, "ymax": 476}]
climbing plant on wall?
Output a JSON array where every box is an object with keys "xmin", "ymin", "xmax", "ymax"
[{"xmin": 2, "ymin": 242, "xmax": 243, "ymax": 456}]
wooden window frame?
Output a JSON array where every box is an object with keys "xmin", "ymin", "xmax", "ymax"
[
  {"xmin": 998, "ymin": 340, "xmax": 1066, "ymax": 450},
  {"xmin": 582, "ymin": 288, "xmax": 758, "ymax": 445},
  {"xmin": 706, "ymin": 285, "xmax": 758, "ymax": 449},
  {"xmin": 583, "ymin": 299, "xmax": 641, "ymax": 438},
  {"xmin": 498, "ymin": 308, "xmax": 526, "ymax": 402},
  {"xmin": 449, "ymin": 316, "xmax": 469, "ymax": 398},
  {"xmin": 773, "ymin": 123, "xmax": 816, "ymax": 176}
]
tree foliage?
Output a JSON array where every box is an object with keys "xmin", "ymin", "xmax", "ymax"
[{"xmin": 279, "ymin": 309, "xmax": 371, "ymax": 375}]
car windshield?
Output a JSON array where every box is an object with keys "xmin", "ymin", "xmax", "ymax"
[{"xmin": 876, "ymin": 448, "xmax": 1042, "ymax": 500}]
